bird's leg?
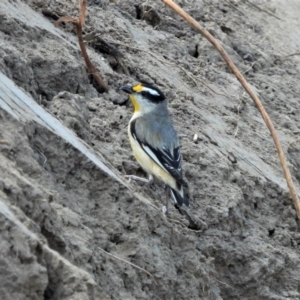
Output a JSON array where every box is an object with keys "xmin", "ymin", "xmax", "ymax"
[
  {"xmin": 124, "ymin": 174, "xmax": 153, "ymax": 184},
  {"xmin": 162, "ymin": 185, "xmax": 170, "ymax": 215}
]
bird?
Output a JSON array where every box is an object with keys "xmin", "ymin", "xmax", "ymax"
[{"xmin": 121, "ymin": 82, "xmax": 189, "ymax": 210}]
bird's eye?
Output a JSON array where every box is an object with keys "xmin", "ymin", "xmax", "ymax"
[{"xmin": 141, "ymin": 91, "xmax": 147, "ymax": 97}]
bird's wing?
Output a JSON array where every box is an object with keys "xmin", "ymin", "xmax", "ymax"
[{"xmin": 130, "ymin": 118, "xmax": 187, "ymax": 187}]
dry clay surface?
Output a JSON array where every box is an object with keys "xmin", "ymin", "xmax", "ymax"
[{"xmin": 0, "ymin": 0, "xmax": 300, "ymax": 299}]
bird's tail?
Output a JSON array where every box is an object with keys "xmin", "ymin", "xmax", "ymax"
[{"xmin": 170, "ymin": 185, "xmax": 189, "ymax": 207}]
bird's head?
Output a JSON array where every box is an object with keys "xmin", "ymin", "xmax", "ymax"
[{"xmin": 121, "ymin": 82, "xmax": 166, "ymax": 114}]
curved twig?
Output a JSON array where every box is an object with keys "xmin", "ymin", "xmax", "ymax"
[
  {"xmin": 161, "ymin": 0, "xmax": 300, "ymax": 218},
  {"xmin": 55, "ymin": 0, "xmax": 108, "ymax": 92},
  {"xmin": 98, "ymin": 247, "xmax": 157, "ymax": 284},
  {"xmin": 244, "ymin": 0, "xmax": 283, "ymax": 21}
]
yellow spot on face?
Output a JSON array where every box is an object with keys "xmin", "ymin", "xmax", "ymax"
[
  {"xmin": 129, "ymin": 95, "xmax": 140, "ymax": 112},
  {"xmin": 132, "ymin": 84, "xmax": 143, "ymax": 92}
]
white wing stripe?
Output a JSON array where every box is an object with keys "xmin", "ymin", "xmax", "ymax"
[
  {"xmin": 142, "ymin": 144, "xmax": 168, "ymax": 172},
  {"xmin": 170, "ymin": 189, "xmax": 177, "ymax": 204},
  {"xmin": 162, "ymin": 152, "xmax": 173, "ymax": 160}
]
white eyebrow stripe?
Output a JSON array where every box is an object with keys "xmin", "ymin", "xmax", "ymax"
[{"xmin": 142, "ymin": 87, "xmax": 160, "ymax": 96}]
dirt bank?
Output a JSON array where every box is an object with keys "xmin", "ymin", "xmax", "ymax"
[{"xmin": 0, "ymin": 0, "xmax": 300, "ymax": 299}]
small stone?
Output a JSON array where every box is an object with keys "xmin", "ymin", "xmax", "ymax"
[
  {"xmin": 193, "ymin": 133, "xmax": 198, "ymax": 143},
  {"xmin": 87, "ymin": 102, "xmax": 97, "ymax": 112},
  {"xmin": 228, "ymin": 153, "xmax": 237, "ymax": 164}
]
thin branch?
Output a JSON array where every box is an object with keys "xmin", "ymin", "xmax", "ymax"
[
  {"xmin": 233, "ymin": 97, "xmax": 243, "ymax": 138},
  {"xmin": 242, "ymin": 62, "xmax": 256, "ymax": 75},
  {"xmin": 223, "ymin": 0, "xmax": 245, "ymax": 16},
  {"xmin": 282, "ymin": 52, "xmax": 300, "ymax": 58},
  {"xmin": 244, "ymin": 0, "xmax": 283, "ymax": 21},
  {"xmin": 208, "ymin": 274, "xmax": 232, "ymax": 288},
  {"xmin": 55, "ymin": 0, "xmax": 108, "ymax": 93},
  {"xmin": 35, "ymin": 147, "xmax": 48, "ymax": 165},
  {"xmin": 78, "ymin": 0, "xmax": 86, "ymax": 26},
  {"xmin": 161, "ymin": 0, "xmax": 300, "ymax": 219},
  {"xmin": 98, "ymin": 247, "xmax": 157, "ymax": 284}
]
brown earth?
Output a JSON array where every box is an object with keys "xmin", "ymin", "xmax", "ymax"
[{"xmin": 1, "ymin": 0, "xmax": 300, "ymax": 299}]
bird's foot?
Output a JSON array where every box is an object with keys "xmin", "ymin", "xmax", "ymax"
[{"xmin": 124, "ymin": 174, "xmax": 153, "ymax": 184}]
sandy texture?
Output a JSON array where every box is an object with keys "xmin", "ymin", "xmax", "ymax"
[{"xmin": 1, "ymin": 0, "xmax": 300, "ymax": 299}]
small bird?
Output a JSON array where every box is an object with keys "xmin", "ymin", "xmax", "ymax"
[{"xmin": 121, "ymin": 82, "xmax": 189, "ymax": 209}]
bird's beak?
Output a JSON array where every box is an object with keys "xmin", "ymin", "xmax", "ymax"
[{"xmin": 121, "ymin": 85, "xmax": 133, "ymax": 94}]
